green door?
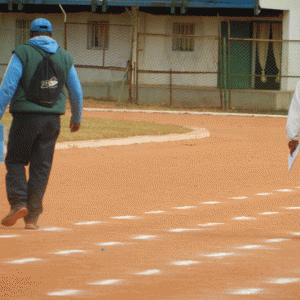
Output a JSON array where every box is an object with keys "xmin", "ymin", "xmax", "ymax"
[{"xmin": 220, "ymin": 21, "xmax": 253, "ymax": 89}]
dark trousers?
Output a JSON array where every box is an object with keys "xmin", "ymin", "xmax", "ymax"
[{"xmin": 5, "ymin": 114, "xmax": 60, "ymax": 223}]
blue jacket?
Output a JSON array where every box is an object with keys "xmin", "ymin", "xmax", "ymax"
[{"xmin": 0, "ymin": 36, "xmax": 83, "ymax": 123}]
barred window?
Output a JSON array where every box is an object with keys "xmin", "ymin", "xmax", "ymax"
[
  {"xmin": 87, "ymin": 21, "xmax": 109, "ymax": 50},
  {"xmin": 172, "ymin": 23, "xmax": 195, "ymax": 52},
  {"xmin": 15, "ymin": 20, "xmax": 32, "ymax": 47}
]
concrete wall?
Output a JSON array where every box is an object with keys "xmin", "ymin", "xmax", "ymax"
[
  {"xmin": 0, "ymin": 9, "xmax": 297, "ymax": 111},
  {"xmin": 0, "ymin": 13, "xmax": 65, "ymax": 65},
  {"xmin": 260, "ymin": 0, "xmax": 300, "ymax": 91},
  {"xmin": 230, "ymin": 89, "xmax": 293, "ymax": 110},
  {"xmin": 65, "ymin": 12, "xmax": 132, "ymax": 84},
  {"xmin": 260, "ymin": 0, "xmax": 296, "ymax": 10},
  {"xmin": 0, "ymin": 12, "xmax": 132, "ymax": 84},
  {"xmin": 281, "ymin": 9, "xmax": 300, "ymax": 91},
  {"xmin": 137, "ymin": 14, "xmax": 219, "ymax": 87}
]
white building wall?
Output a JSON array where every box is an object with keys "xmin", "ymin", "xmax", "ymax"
[
  {"xmin": 281, "ymin": 9, "xmax": 300, "ymax": 90},
  {"xmin": 0, "ymin": 13, "xmax": 65, "ymax": 79},
  {"xmin": 260, "ymin": 0, "xmax": 295, "ymax": 10},
  {"xmin": 261, "ymin": 0, "xmax": 300, "ymax": 91},
  {"xmin": 138, "ymin": 14, "xmax": 219, "ymax": 87},
  {"xmin": 0, "ymin": 12, "xmax": 132, "ymax": 85},
  {"xmin": 65, "ymin": 12, "xmax": 132, "ymax": 84}
]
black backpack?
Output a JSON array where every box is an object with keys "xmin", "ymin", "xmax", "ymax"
[{"xmin": 22, "ymin": 44, "xmax": 64, "ymax": 108}]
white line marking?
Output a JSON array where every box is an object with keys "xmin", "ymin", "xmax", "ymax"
[
  {"xmin": 264, "ymin": 238, "xmax": 291, "ymax": 243},
  {"xmin": 51, "ymin": 250, "xmax": 88, "ymax": 255},
  {"xmin": 0, "ymin": 235, "xmax": 19, "ymax": 238},
  {"xmin": 203, "ymin": 252, "xmax": 235, "ymax": 258},
  {"xmin": 134, "ymin": 269, "xmax": 161, "ymax": 275},
  {"xmin": 170, "ymin": 260, "xmax": 200, "ymax": 266},
  {"xmin": 40, "ymin": 227, "xmax": 70, "ymax": 232},
  {"xmin": 172, "ymin": 206, "xmax": 197, "ymax": 210},
  {"xmin": 275, "ymin": 189, "xmax": 294, "ymax": 192},
  {"xmin": 6, "ymin": 258, "xmax": 43, "ymax": 264},
  {"xmin": 228, "ymin": 288, "xmax": 263, "ymax": 295},
  {"xmin": 255, "ymin": 192, "xmax": 274, "ymax": 196},
  {"xmin": 200, "ymin": 201, "xmax": 222, "ymax": 204},
  {"xmin": 168, "ymin": 228, "xmax": 200, "ymax": 232},
  {"xmin": 198, "ymin": 223, "xmax": 224, "ymax": 227},
  {"xmin": 289, "ymin": 232, "xmax": 300, "ymax": 236},
  {"xmin": 258, "ymin": 212, "xmax": 279, "ymax": 215},
  {"xmin": 283, "ymin": 207, "xmax": 300, "ymax": 210},
  {"xmin": 131, "ymin": 235, "xmax": 157, "ymax": 240},
  {"xmin": 144, "ymin": 210, "xmax": 166, "ymax": 214},
  {"xmin": 232, "ymin": 216, "xmax": 256, "ymax": 220},
  {"xmin": 83, "ymin": 108, "xmax": 288, "ymax": 119},
  {"xmin": 96, "ymin": 242, "xmax": 124, "ymax": 246},
  {"xmin": 111, "ymin": 216, "xmax": 140, "ymax": 219},
  {"xmin": 266, "ymin": 278, "xmax": 300, "ymax": 284},
  {"xmin": 47, "ymin": 290, "xmax": 82, "ymax": 296},
  {"xmin": 236, "ymin": 245, "xmax": 268, "ymax": 250},
  {"xmin": 56, "ymin": 127, "xmax": 210, "ymax": 150},
  {"xmin": 74, "ymin": 221, "xmax": 106, "ymax": 225},
  {"xmin": 87, "ymin": 279, "xmax": 123, "ymax": 285},
  {"xmin": 228, "ymin": 196, "xmax": 248, "ymax": 200}
]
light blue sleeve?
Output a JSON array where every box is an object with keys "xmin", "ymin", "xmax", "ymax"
[
  {"xmin": 0, "ymin": 54, "xmax": 23, "ymax": 119},
  {"xmin": 65, "ymin": 66, "xmax": 83, "ymax": 124}
]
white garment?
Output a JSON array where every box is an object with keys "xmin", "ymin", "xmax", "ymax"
[{"xmin": 286, "ymin": 79, "xmax": 300, "ymax": 140}]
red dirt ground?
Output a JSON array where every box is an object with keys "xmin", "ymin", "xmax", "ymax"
[{"xmin": 1, "ymin": 110, "xmax": 300, "ymax": 300}]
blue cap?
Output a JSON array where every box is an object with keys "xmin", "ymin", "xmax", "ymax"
[{"xmin": 30, "ymin": 18, "xmax": 52, "ymax": 32}]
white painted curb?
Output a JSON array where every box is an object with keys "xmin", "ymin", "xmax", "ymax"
[
  {"xmin": 83, "ymin": 108, "xmax": 287, "ymax": 118},
  {"xmin": 55, "ymin": 127, "xmax": 210, "ymax": 150}
]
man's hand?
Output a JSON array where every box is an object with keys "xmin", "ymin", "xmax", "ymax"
[
  {"xmin": 288, "ymin": 140, "xmax": 299, "ymax": 155},
  {"xmin": 69, "ymin": 121, "xmax": 80, "ymax": 133}
]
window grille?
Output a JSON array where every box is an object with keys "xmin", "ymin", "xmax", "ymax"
[
  {"xmin": 15, "ymin": 20, "xmax": 32, "ymax": 47},
  {"xmin": 172, "ymin": 23, "xmax": 195, "ymax": 52},
  {"xmin": 87, "ymin": 21, "xmax": 109, "ymax": 50}
]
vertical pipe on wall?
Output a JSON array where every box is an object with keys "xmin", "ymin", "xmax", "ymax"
[
  {"xmin": 135, "ymin": 8, "xmax": 139, "ymax": 105},
  {"xmin": 59, "ymin": 4, "xmax": 67, "ymax": 50},
  {"xmin": 125, "ymin": 7, "xmax": 135, "ymax": 103}
]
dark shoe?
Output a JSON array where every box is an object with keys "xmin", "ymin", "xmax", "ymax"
[
  {"xmin": 1, "ymin": 206, "xmax": 28, "ymax": 227},
  {"xmin": 25, "ymin": 222, "xmax": 39, "ymax": 230}
]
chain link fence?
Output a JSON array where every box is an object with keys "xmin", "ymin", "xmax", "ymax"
[
  {"xmin": 226, "ymin": 37, "xmax": 300, "ymax": 111},
  {"xmin": 0, "ymin": 21, "xmax": 63, "ymax": 83},
  {"xmin": 1, "ymin": 19, "xmax": 300, "ymax": 113},
  {"xmin": 136, "ymin": 32, "xmax": 222, "ymax": 108},
  {"xmin": 65, "ymin": 22, "xmax": 133, "ymax": 102}
]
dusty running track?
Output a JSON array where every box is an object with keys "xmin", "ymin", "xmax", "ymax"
[{"xmin": 1, "ymin": 110, "xmax": 300, "ymax": 300}]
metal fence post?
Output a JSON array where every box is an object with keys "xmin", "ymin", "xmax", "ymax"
[
  {"xmin": 170, "ymin": 68, "xmax": 173, "ymax": 106},
  {"xmin": 223, "ymin": 37, "xmax": 228, "ymax": 110},
  {"xmin": 135, "ymin": 32, "xmax": 139, "ymax": 105},
  {"xmin": 128, "ymin": 60, "xmax": 132, "ymax": 103}
]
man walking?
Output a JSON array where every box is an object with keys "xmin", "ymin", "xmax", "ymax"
[{"xmin": 0, "ymin": 18, "xmax": 83, "ymax": 230}]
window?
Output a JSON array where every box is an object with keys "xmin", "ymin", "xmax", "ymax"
[
  {"xmin": 87, "ymin": 21, "xmax": 109, "ymax": 50},
  {"xmin": 172, "ymin": 23, "xmax": 195, "ymax": 52},
  {"xmin": 15, "ymin": 20, "xmax": 32, "ymax": 47}
]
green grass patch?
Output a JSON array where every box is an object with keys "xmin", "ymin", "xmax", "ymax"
[{"xmin": 1, "ymin": 112, "xmax": 191, "ymax": 143}]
